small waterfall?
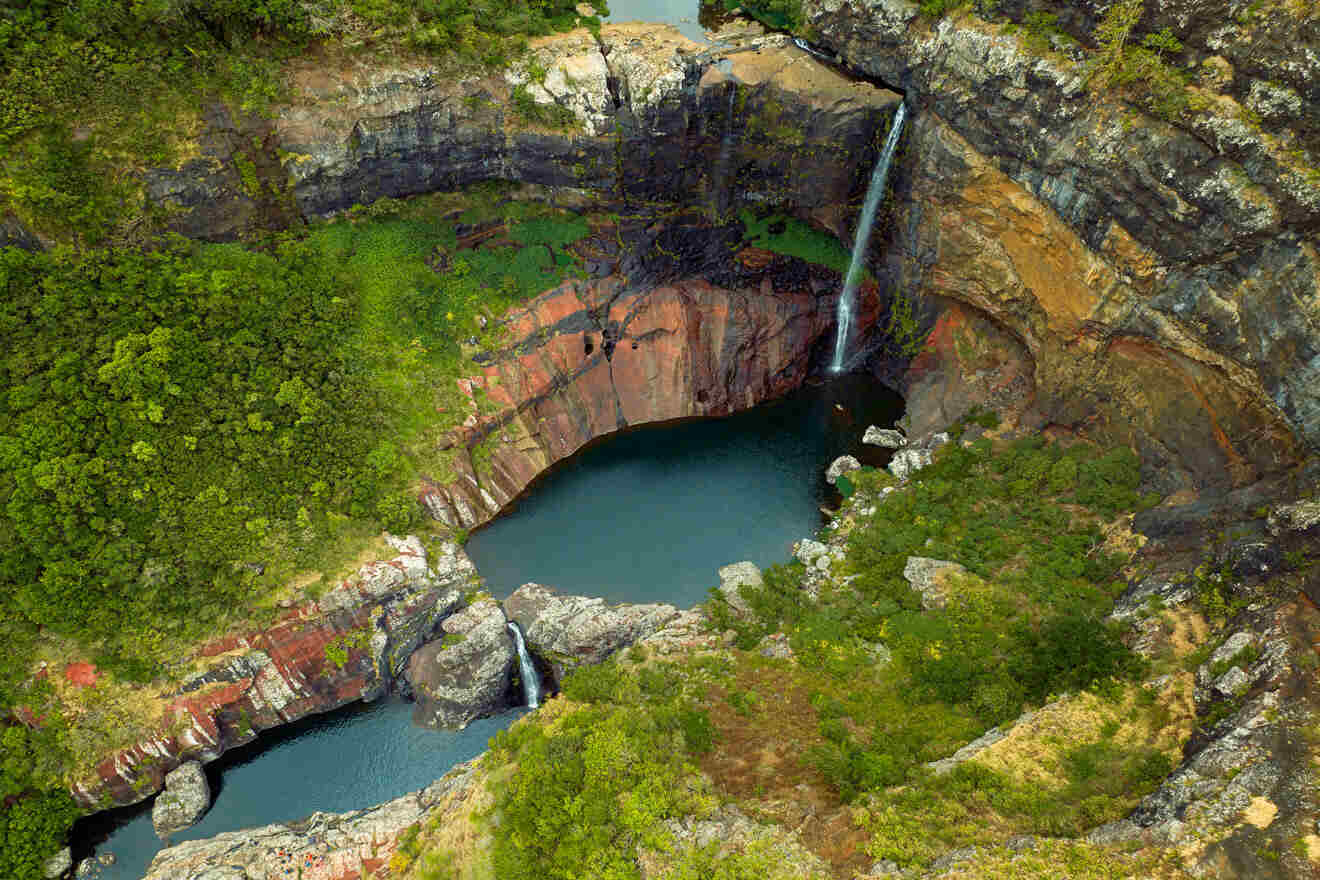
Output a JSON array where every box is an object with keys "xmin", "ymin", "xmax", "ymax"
[
  {"xmin": 830, "ymin": 102, "xmax": 908, "ymax": 373},
  {"xmin": 506, "ymin": 622, "xmax": 541, "ymax": 709}
]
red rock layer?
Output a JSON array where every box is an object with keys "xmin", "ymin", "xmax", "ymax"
[
  {"xmin": 420, "ymin": 272, "xmax": 880, "ymax": 529},
  {"xmin": 71, "ymin": 537, "xmax": 469, "ymax": 809}
]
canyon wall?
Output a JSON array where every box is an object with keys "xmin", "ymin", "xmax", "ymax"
[
  {"xmin": 148, "ymin": 26, "xmax": 900, "ymax": 245},
  {"xmin": 804, "ymin": 0, "xmax": 1319, "ymax": 489},
  {"xmin": 71, "ymin": 537, "xmax": 478, "ymax": 810}
]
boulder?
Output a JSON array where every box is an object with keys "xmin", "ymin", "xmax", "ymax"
[
  {"xmin": 503, "ymin": 583, "xmax": 681, "ymax": 685},
  {"xmin": 152, "ymin": 761, "xmax": 211, "ymax": 837},
  {"xmin": 902, "ymin": 557, "xmax": 968, "ymax": 610},
  {"xmin": 887, "ymin": 432, "xmax": 950, "ymax": 482},
  {"xmin": 717, "ymin": 562, "xmax": 762, "ymax": 619},
  {"xmin": 825, "ymin": 455, "xmax": 862, "ymax": 485},
  {"xmin": 43, "ymin": 848, "xmax": 72, "ymax": 879},
  {"xmin": 862, "ymin": 426, "xmax": 906, "ymax": 448},
  {"xmin": 406, "ymin": 598, "xmax": 514, "ymax": 730}
]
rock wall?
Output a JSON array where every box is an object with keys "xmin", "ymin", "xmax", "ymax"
[
  {"xmin": 72, "ymin": 537, "xmax": 478, "ymax": 810},
  {"xmin": 149, "ymin": 26, "xmax": 899, "ymax": 245},
  {"xmin": 804, "ymin": 0, "xmax": 1319, "ymax": 488},
  {"xmin": 416, "ymin": 227, "xmax": 880, "ymax": 530}
]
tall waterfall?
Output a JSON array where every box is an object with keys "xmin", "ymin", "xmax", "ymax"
[
  {"xmin": 830, "ymin": 102, "xmax": 908, "ymax": 373},
  {"xmin": 506, "ymin": 622, "xmax": 541, "ymax": 709}
]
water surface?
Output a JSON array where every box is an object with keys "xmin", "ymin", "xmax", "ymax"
[
  {"xmin": 605, "ymin": 0, "xmax": 709, "ymax": 42},
  {"xmin": 78, "ymin": 702, "xmax": 525, "ymax": 880},
  {"xmin": 467, "ymin": 374, "xmax": 903, "ymax": 609}
]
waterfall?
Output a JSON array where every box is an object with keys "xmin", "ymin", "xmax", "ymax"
[
  {"xmin": 506, "ymin": 622, "xmax": 541, "ymax": 709},
  {"xmin": 830, "ymin": 102, "xmax": 908, "ymax": 373}
]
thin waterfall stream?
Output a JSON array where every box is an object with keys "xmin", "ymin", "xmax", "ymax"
[
  {"xmin": 830, "ymin": 102, "xmax": 907, "ymax": 373},
  {"xmin": 507, "ymin": 622, "xmax": 542, "ymax": 708}
]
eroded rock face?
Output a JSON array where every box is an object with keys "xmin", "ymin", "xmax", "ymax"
[
  {"xmin": 418, "ymin": 236, "xmax": 880, "ymax": 530},
  {"xmin": 71, "ymin": 536, "xmax": 475, "ymax": 810},
  {"xmin": 159, "ymin": 25, "xmax": 898, "ymax": 244},
  {"xmin": 152, "ymin": 761, "xmax": 211, "ymax": 837},
  {"xmin": 503, "ymin": 583, "xmax": 681, "ymax": 685},
  {"xmin": 406, "ymin": 598, "xmax": 514, "ymax": 729},
  {"xmin": 803, "ymin": 0, "xmax": 1317, "ymax": 488}
]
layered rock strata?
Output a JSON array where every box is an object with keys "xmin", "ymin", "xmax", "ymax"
[
  {"xmin": 418, "ymin": 238, "xmax": 881, "ymax": 530},
  {"xmin": 803, "ymin": 0, "xmax": 1319, "ymax": 488},
  {"xmin": 72, "ymin": 536, "xmax": 476, "ymax": 809},
  {"xmin": 147, "ymin": 26, "xmax": 900, "ymax": 245}
]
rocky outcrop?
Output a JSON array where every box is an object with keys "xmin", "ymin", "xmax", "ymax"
[
  {"xmin": 862, "ymin": 425, "xmax": 905, "ymax": 448},
  {"xmin": 503, "ymin": 583, "xmax": 681, "ymax": 685},
  {"xmin": 825, "ymin": 454, "xmax": 862, "ymax": 484},
  {"xmin": 406, "ymin": 597, "xmax": 515, "ymax": 730},
  {"xmin": 152, "ymin": 762, "xmax": 211, "ymax": 837},
  {"xmin": 71, "ymin": 536, "xmax": 475, "ymax": 810},
  {"xmin": 717, "ymin": 562, "xmax": 764, "ymax": 619},
  {"xmin": 804, "ymin": 0, "xmax": 1318, "ymax": 489},
  {"xmin": 887, "ymin": 430, "xmax": 950, "ymax": 481},
  {"xmin": 902, "ymin": 556, "xmax": 968, "ymax": 610},
  {"xmin": 141, "ymin": 759, "xmax": 488, "ymax": 880}
]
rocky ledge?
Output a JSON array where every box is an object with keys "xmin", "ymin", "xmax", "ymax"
[{"xmin": 72, "ymin": 536, "xmax": 478, "ymax": 810}]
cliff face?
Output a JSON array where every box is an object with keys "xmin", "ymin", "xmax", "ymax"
[
  {"xmin": 804, "ymin": 0, "xmax": 1319, "ymax": 489},
  {"xmin": 418, "ymin": 216, "xmax": 881, "ymax": 529},
  {"xmin": 71, "ymin": 537, "xmax": 477, "ymax": 810},
  {"xmin": 148, "ymin": 26, "xmax": 900, "ymax": 245}
]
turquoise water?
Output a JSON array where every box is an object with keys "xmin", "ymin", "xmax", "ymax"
[
  {"xmin": 605, "ymin": 0, "xmax": 715, "ymax": 42},
  {"xmin": 77, "ymin": 703, "xmax": 525, "ymax": 880},
  {"xmin": 467, "ymin": 375, "xmax": 903, "ymax": 609},
  {"xmin": 76, "ymin": 375, "xmax": 902, "ymax": 878}
]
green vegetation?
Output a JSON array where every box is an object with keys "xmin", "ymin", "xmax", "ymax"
[
  {"xmin": 701, "ymin": 435, "xmax": 1167, "ymax": 866},
  {"xmin": 0, "ymin": 190, "xmax": 591, "ymax": 878},
  {"xmin": 738, "ymin": 210, "xmax": 851, "ymax": 274},
  {"xmin": 0, "ymin": 0, "xmax": 603, "ymax": 242},
  {"xmin": 391, "ymin": 434, "xmax": 1174, "ymax": 879},
  {"xmin": 1, "ymin": 194, "xmax": 590, "ymax": 675},
  {"xmin": 722, "ymin": 0, "xmax": 802, "ymax": 31},
  {"xmin": 485, "ymin": 660, "xmax": 718, "ymax": 879}
]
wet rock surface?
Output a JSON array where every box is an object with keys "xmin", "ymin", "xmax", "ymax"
[
  {"xmin": 152, "ymin": 762, "xmax": 211, "ymax": 837},
  {"xmin": 406, "ymin": 598, "xmax": 515, "ymax": 730},
  {"xmin": 503, "ymin": 583, "xmax": 681, "ymax": 686}
]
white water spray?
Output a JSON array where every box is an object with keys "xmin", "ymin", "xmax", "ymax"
[
  {"xmin": 506, "ymin": 622, "xmax": 541, "ymax": 708},
  {"xmin": 830, "ymin": 102, "xmax": 907, "ymax": 373}
]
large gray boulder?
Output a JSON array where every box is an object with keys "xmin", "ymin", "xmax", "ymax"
[
  {"xmin": 716, "ymin": 562, "xmax": 762, "ymax": 619},
  {"xmin": 42, "ymin": 848, "xmax": 72, "ymax": 879},
  {"xmin": 825, "ymin": 455, "xmax": 862, "ymax": 485},
  {"xmin": 406, "ymin": 598, "xmax": 514, "ymax": 730},
  {"xmin": 152, "ymin": 761, "xmax": 211, "ymax": 837},
  {"xmin": 862, "ymin": 426, "xmax": 906, "ymax": 448},
  {"xmin": 503, "ymin": 584, "xmax": 681, "ymax": 685}
]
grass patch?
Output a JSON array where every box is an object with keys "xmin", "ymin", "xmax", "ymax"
[{"xmin": 738, "ymin": 210, "xmax": 851, "ymax": 274}]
